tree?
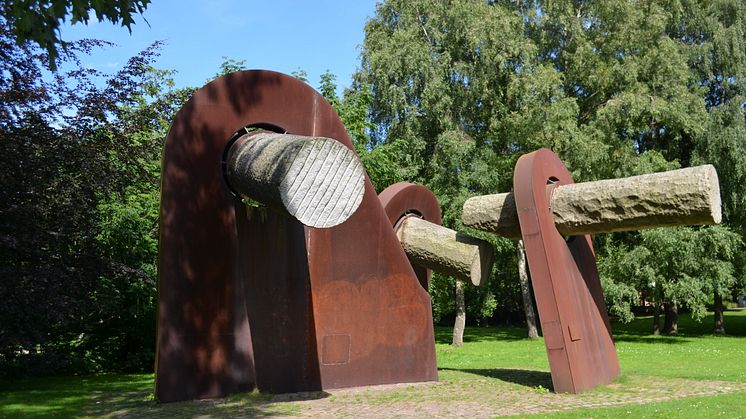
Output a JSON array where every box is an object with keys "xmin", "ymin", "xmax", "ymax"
[
  {"xmin": 357, "ymin": 0, "xmax": 746, "ymax": 335},
  {"xmin": 600, "ymin": 226, "xmax": 741, "ymax": 334},
  {"xmin": 358, "ymin": 0, "xmax": 537, "ymax": 332},
  {"xmin": 213, "ymin": 56, "xmax": 247, "ymax": 79},
  {"xmin": 452, "ymin": 281, "xmax": 466, "ymax": 346},
  {"xmin": 0, "ymin": 21, "xmax": 189, "ymax": 375},
  {"xmin": 517, "ymin": 240, "xmax": 539, "ymax": 339},
  {"xmin": 696, "ymin": 226, "xmax": 742, "ymax": 334},
  {"xmin": 0, "ymin": 0, "xmax": 151, "ymax": 67}
]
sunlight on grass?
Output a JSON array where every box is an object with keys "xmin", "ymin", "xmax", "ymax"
[
  {"xmin": 514, "ymin": 391, "xmax": 746, "ymax": 419},
  {"xmin": 0, "ymin": 374, "xmax": 153, "ymax": 418},
  {"xmin": 613, "ymin": 310, "xmax": 746, "ymax": 382},
  {"xmin": 1, "ymin": 310, "xmax": 744, "ymax": 417}
]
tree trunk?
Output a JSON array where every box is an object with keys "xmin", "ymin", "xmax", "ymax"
[
  {"xmin": 663, "ymin": 302, "xmax": 678, "ymax": 335},
  {"xmin": 652, "ymin": 302, "xmax": 660, "ymax": 336},
  {"xmin": 652, "ymin": 288, "xmax": 660, "ymax": 335},
  {"xmin": 452, "ymin": 280, "xmax": 466, "ymax": 346},
  {"xmin": 517, "ymin": 240, "xmax": 539, "ymax": 339},
  {"xmin": 714, "ymin": 291, "xmax": 725, "ymax": 335}
]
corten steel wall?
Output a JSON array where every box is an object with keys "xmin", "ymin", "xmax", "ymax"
[
  {"xmin": 156, "ymin": 70, "xmax": 437, "ymax": 402},
  {"xmin": 513, "ymin": 149, "xmax": 620, "ymax": 393}
]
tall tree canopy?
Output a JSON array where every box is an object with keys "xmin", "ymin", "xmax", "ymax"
[
  {"xmin": 0, "ymin": 19, "xmax": 190, "ymax": 375},
  {"xmin": 355, "ymin": 0, "xmax": 746, "ymax": 330}
]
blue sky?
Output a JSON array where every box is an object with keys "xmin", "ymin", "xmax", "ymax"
[{"xmin": 60, "ymin": 0, "xmax": 379, "ymax": 92}]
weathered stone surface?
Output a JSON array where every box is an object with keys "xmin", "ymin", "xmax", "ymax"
[
  {"xmin": 463, "ymin": 165, "xmax": 721, "ymax": 238},
  {"xmin": 396, "ymin": 216, "xmax": 493, "ymax": 286},
  {"xmin": 226, "ymin": 132, "xmax": 366, "ymax": 228},
  {"xmin": 462, "ymin": 192, "xmax": 521, "ymax": 239}
]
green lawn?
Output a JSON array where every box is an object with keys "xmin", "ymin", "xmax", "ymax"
[
  {"xmin": 434, "ymin": 310, "xmax": 746, "ymax": 418},
  {"xmin": 0, "ymin": 374, "xmax": 153, "ymax": 418},
  {"xmin": 2, "ymin": 310, "xmax": 745, "ymax": 417},
  {"xmin": 511, "ymin": 392, "xmax": 746, "ymax": 419},
  {"xmin": 436, "ymin": 310, "xmax": 746, "ymax": 383}
]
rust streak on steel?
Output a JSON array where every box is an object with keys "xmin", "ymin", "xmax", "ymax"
[{"xmin": 513, "ymin": 148, "xmax": 620, "ymax": 394}]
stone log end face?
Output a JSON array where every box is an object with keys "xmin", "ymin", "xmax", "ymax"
[
  {"xmin": 227, "ymin": 132, "xmax": 366, "ymax": 228},
  {"xmin": 396, "ymin": 217, "xmax": 493, "ymax": 286},
  {"xmin": 462, "ymin": 193, "xmax": 522, "ymax": 239},
  {"xmin": 550, "ymin": 164, "xmax": 722, "ymax": 236}
]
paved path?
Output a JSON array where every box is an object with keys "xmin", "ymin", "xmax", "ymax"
[{"xmin": 83, "ymin": 371, "xmax": 746, "ymax": 418}]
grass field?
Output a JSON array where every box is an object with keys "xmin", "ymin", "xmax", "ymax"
[{"xmin": 2, "ymin": 310, "xmax": 745, "ymax": 418}]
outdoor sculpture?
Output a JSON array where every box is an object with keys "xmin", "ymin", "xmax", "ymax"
[
  {"xmin": 464, "ymin": 153, "xmax": 720, "ymax": 393},
  {"xmin": 156, "ymin": 70, "xmax": 491, "ymax": 402},
  {"xmin": 155, "ymin": 69, "xmax": 721, "ymax": 402}
]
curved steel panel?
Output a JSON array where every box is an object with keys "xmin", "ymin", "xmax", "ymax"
[
  {"xmin": 156, "ymin": 71, "xmax": 436, "ymax": 401},
  {"xmin": 513, "ymin": 148, "xmax": 620, "ymax": 393}
]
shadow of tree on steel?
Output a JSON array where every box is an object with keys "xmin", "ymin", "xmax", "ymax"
[{"xmin": 440, "ymin": 368, "xmax": 553, "ymax": 390}]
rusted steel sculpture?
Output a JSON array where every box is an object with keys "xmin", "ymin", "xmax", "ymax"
[
  {"xmin": 463, "ymin": 149, "xmax": 721, "ymax": 393},
  {"xmin": 513, "ymin": 149, "xmax": 619, "ymax": 393},
  {"xmin": 156, "ymin": 68, "xmax": 721, "ymax": 401},
  {"xmin": 156, "ymin": 70, "xmax": 439, "ymax": 402}
]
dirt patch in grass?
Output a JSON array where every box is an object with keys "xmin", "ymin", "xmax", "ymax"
[{"xmin": 79, "ymin": 370, "xmax": 746, "ymax": 418}]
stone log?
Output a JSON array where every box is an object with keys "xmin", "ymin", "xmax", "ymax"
[
  {"xmin": 396, "ymin": 216, "xmax": 493, "ymax": 286},
  {"xmin": 225, "ymin": 131, "xmax": 366, "ymax": 228},
  {"xmin": 463, "ymin": 165, "xmax": 721, "ymax": 239}
]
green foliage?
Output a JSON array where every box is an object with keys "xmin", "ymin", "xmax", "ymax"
[
  {"xmin": 599, "ymin": 226, "xmax": 742, "ymax": 324},
  {"xmin": 213, "ymin": 56, "xmax": 248, "ymax": 79},
  {"xmin": 598, "ymin": 240, "xmax": 647, "ymax": 323},
  {"xmin": 318, "ymin": 70, "xmax": 341, "ymax": 110},
  {"xmin": 693, "ymin": 102, "xmax": 746, "ymax": 229},
  {"xmin": 0, "ymin": 22, "xmax": 193, "ymax": 375},
  {"xmin": 290, "ymin": 68, "xmax": 308, "ymax": 83},
  {"xmin": 358, "ymin": 0, "xmax": 746, "ymax": 330},
  {"xmin": 1, "ymin": 0, "xmax": 151, "ymax": 68},
  {"xmin": 429, "ymin": 273, "xmax": 455, "ymax": 324}
]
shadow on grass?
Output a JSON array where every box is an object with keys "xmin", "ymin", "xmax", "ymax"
[
  {"xmin": 612, "ymin": 334, "xmax": 692, "ymax": 344},
  {"xmin": 82, "ymin": 389, "xmax": 326, "ymax": 417},
  {"xmin": 611, "ymin": 311, "xmax": 746, "ymax": 341},
  {"xmin": 431, "ymin": 312, "xmax": 746, "ymax": 349},
  {"xmin": 0, "ymin": 373, "xmax": 329, "ymax": 417},
  {"xmin": 269, "ymin": 390, "xmax": 331, "ymax": 403},
  {"xmin": 0, "ymin": 374, "xmax": 153, "ymax": 418},
  {"xmin": 434, "ymin": 325, "xmax": 528, "ymax": 344},
  {"xmin": 441, "ymin": 367, "xmax": 553, "ymax": 390}
]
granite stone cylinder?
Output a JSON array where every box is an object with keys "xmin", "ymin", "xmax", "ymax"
[
  {"xmin": 462, "ymin": 165, "xmax": 721, "ymax": 238},
  {"xmin": 396, "ymin": 216, "xmax": 493, "ymax": 286},
  {"xmin": 225, "ymin": 132, "xmax": 366, "ymax": 228}
]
